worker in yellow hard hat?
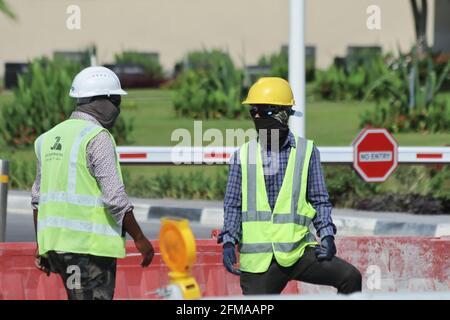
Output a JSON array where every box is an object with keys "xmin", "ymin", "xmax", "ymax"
[{"xmin": 218, "ymin": 77, "xmax": 362, "ymax": 295}]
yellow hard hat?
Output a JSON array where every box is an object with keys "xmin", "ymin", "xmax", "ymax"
[{"xmin": 242, "ymin": 77, "xmax": 295, "ymax": 106}]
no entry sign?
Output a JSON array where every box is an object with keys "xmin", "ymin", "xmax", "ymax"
[{"xmin": 352, "ymin": 128, "xmax": 398, "ymax": 182}]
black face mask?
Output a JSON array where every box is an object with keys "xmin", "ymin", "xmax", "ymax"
[
  {"xmin": 75, "ymin": 99, "xmax": 121, "ymax": 129},
  {"xmin": 253, "ymin": 117, "xmax": 290, "ymax": 150}
]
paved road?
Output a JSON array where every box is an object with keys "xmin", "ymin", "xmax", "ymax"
[{"xmin": 4, "ymin": 210, "xmax": 218, "ymax": 242}]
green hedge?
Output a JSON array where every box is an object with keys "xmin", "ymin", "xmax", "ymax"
[
  {"xmin": 9, "ymin": 159, "xmax": 37, "ymax": 190},
  {"xmin": 123, "ymin": 168, "xmax": 228, "ymax": 200},
  {"xmin": 8, "ymin": 161, "xmax": 448, "ymax": 214}
]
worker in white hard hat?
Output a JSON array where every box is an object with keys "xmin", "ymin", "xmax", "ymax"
[
  {"xmin": 218, "ymin": 77, "xmax": 362, "ymax": 295},
  {"xmin": 31, "ymin": 66, "xmax": 154, "ymax": 300}
]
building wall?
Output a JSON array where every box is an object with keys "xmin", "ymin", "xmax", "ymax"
[
  {"xmin": 434, "ymin": 0, "xmax": 450, "ymax": 52},
  {"xmin": 306, "ymin": 0, "xmax": 434, "ymax": 67},
  {"xmin": 0, "ymin": 0, "xmax": 437, "ymax": 77}
]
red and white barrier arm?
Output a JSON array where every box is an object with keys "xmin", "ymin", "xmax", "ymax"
[
  {"xmin": 398, "ymin": 147, "xmax": 450, "ymax": 163},
  {"xmin": 116, "ymin": 146, "xmax": 450, "ymax": 165}
]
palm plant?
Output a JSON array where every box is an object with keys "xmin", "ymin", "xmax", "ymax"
[{"xmin": 361, "ymin": 48, "xmax": 450, "ymax": 132}]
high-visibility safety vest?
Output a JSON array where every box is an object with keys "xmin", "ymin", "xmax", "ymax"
[
  {"xmin": 239, "ymin": 136, "xmax": 318, "ymax": 273},
  {"xmin": 34, "ymin": 119, "xmax": 126, "ymax": 258}
]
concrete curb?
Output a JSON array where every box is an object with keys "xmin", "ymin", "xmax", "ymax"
[
  {"xmin": 7, "ymin": 191, "xmax": 450, "ymax": 236},
  {"xmin": 146, "ymin": 206, "xmax": 449, "ymax": 236}
]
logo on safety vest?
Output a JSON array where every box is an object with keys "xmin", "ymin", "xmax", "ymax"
[{"xmin": 50, "ymin": 136, "xmax": 62, "ymax": 151}]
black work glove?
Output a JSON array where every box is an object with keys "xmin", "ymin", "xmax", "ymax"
[
  {"xmin": 34, "ymin": 248, "xmax": 51, "ymax": 276},
  {"xmin": 314, "ymin": 235, "xmax": 337, "ymax": 261},
  {"xmin": 223, "ymin": 242, "xmax": 241, "ymax": 276}
]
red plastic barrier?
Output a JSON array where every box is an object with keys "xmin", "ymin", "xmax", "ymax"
[{"xmin": 0, "ymin": 237, "xmax": 449, "ymax": 299}]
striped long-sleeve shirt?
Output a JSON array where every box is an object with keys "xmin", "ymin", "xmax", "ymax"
[{"xmin": 219, "ymin": 132, "xmax": 336, "ymax": 245}]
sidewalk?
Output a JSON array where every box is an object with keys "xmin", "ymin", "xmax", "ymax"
[{"xmin": 7, "ymin": 190, "xmax": 450, "ymax": 237}]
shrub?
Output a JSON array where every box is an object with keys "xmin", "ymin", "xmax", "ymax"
[
  {"xmin": 257, "ymin": 46, "xmax": 316, "ymax": 82},
  {"xmin": 314, "ymin": 65, "xmax": 349, "ymax": 100},
  {"xmin": 429, "ymin": 165, "xmax": 450, "ymax": 200},
  {"xmin": 172, "ymin": 49, "xmax": 244, "ymax": 119},
  {"xmin": 9, "ymin": 159, "xmax": 36, "ymax": 190},
  {"xmin": 314, "ymin": 54, "xmax": 388, "ymax": 101},
  {"xmin": 361, "ymin": 48, "xmax": 450, "ymax": 133},
  {"xmin": 0, "ymin": 58, "xmax": 78, "ymax": 147},
  {"xmin": 176, "ymin": 49, "xmax": 236, "ymax": 73},
  {"xmin": 0, "ymin": 57, "xmax": 134, "ymax": 147},
  {"xmin": 257, "ymin": 47, "xmax": 289, "ymax": 80}
]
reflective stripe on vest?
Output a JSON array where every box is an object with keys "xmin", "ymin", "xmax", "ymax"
[
  {"xmin": 68, "ymin": 124, "xmax": 99, "ymax": 195},
  {"xmin": 39, "ymin": 192, "xmax": 103, "ymax": 207},
  {"xmin": 240, "ymin": 232, "xmax": 316, "ymax": 253},
  {"xmin": 38, "ymin": 215, "xmax": 121, "ymax": 237},
  {"xmin": 242, "ymin": 211, "xmax": 312, "ymax": 226}
]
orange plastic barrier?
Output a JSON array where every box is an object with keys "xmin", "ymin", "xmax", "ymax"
[{"xmin": 0, "ymin": 237, "xmax": 449, "ymax": 299}]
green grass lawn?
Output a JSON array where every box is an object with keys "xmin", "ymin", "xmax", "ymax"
[
  {"xmin": 122, "ymin": 89, "xmax": 450, "ymax": 146},
  {"xmin": 1, "ymin": 88, "xmax": 449, "ymax": 182},
  {"xmin": 122, "ymin": 89, "xmax": 253, "ymax": 146}
]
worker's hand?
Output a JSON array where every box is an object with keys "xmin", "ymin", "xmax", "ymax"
[
  {"xmin": 314, "ymin": 235, "xmax": 337, "ymax": 261},
  {"xmin": 134, "ymin": 236, "xmax": 155, "ymax": 267},
  {"xmin": 34, "ymin": 247, "xmax": 51, "ymax": 276},
  {"xmin": 223, "ymin": 242, "xmax": 241, "ymax": 276}
]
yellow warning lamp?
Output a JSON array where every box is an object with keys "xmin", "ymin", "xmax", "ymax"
[{"xmin": 159, "ymin": 218, "xmax": 201, "ymax": 300}]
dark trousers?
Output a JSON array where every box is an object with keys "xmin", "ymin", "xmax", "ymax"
[
  {"xmin": 47, "ymin": 251, "xmax": 117, "ymax": 300},
  {"xmin": 240, "ymin": 246, "xmax": 362, "ymax": 295}
]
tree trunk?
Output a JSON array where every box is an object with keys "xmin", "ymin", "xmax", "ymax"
[{"xmin": 410, "ymin": 0, "xmax": 428, "ymax": 56}]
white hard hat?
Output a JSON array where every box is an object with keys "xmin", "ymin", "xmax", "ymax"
[{"xmin": 69, "ymin": 66, "xmax": 127, "ymax": 98}]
